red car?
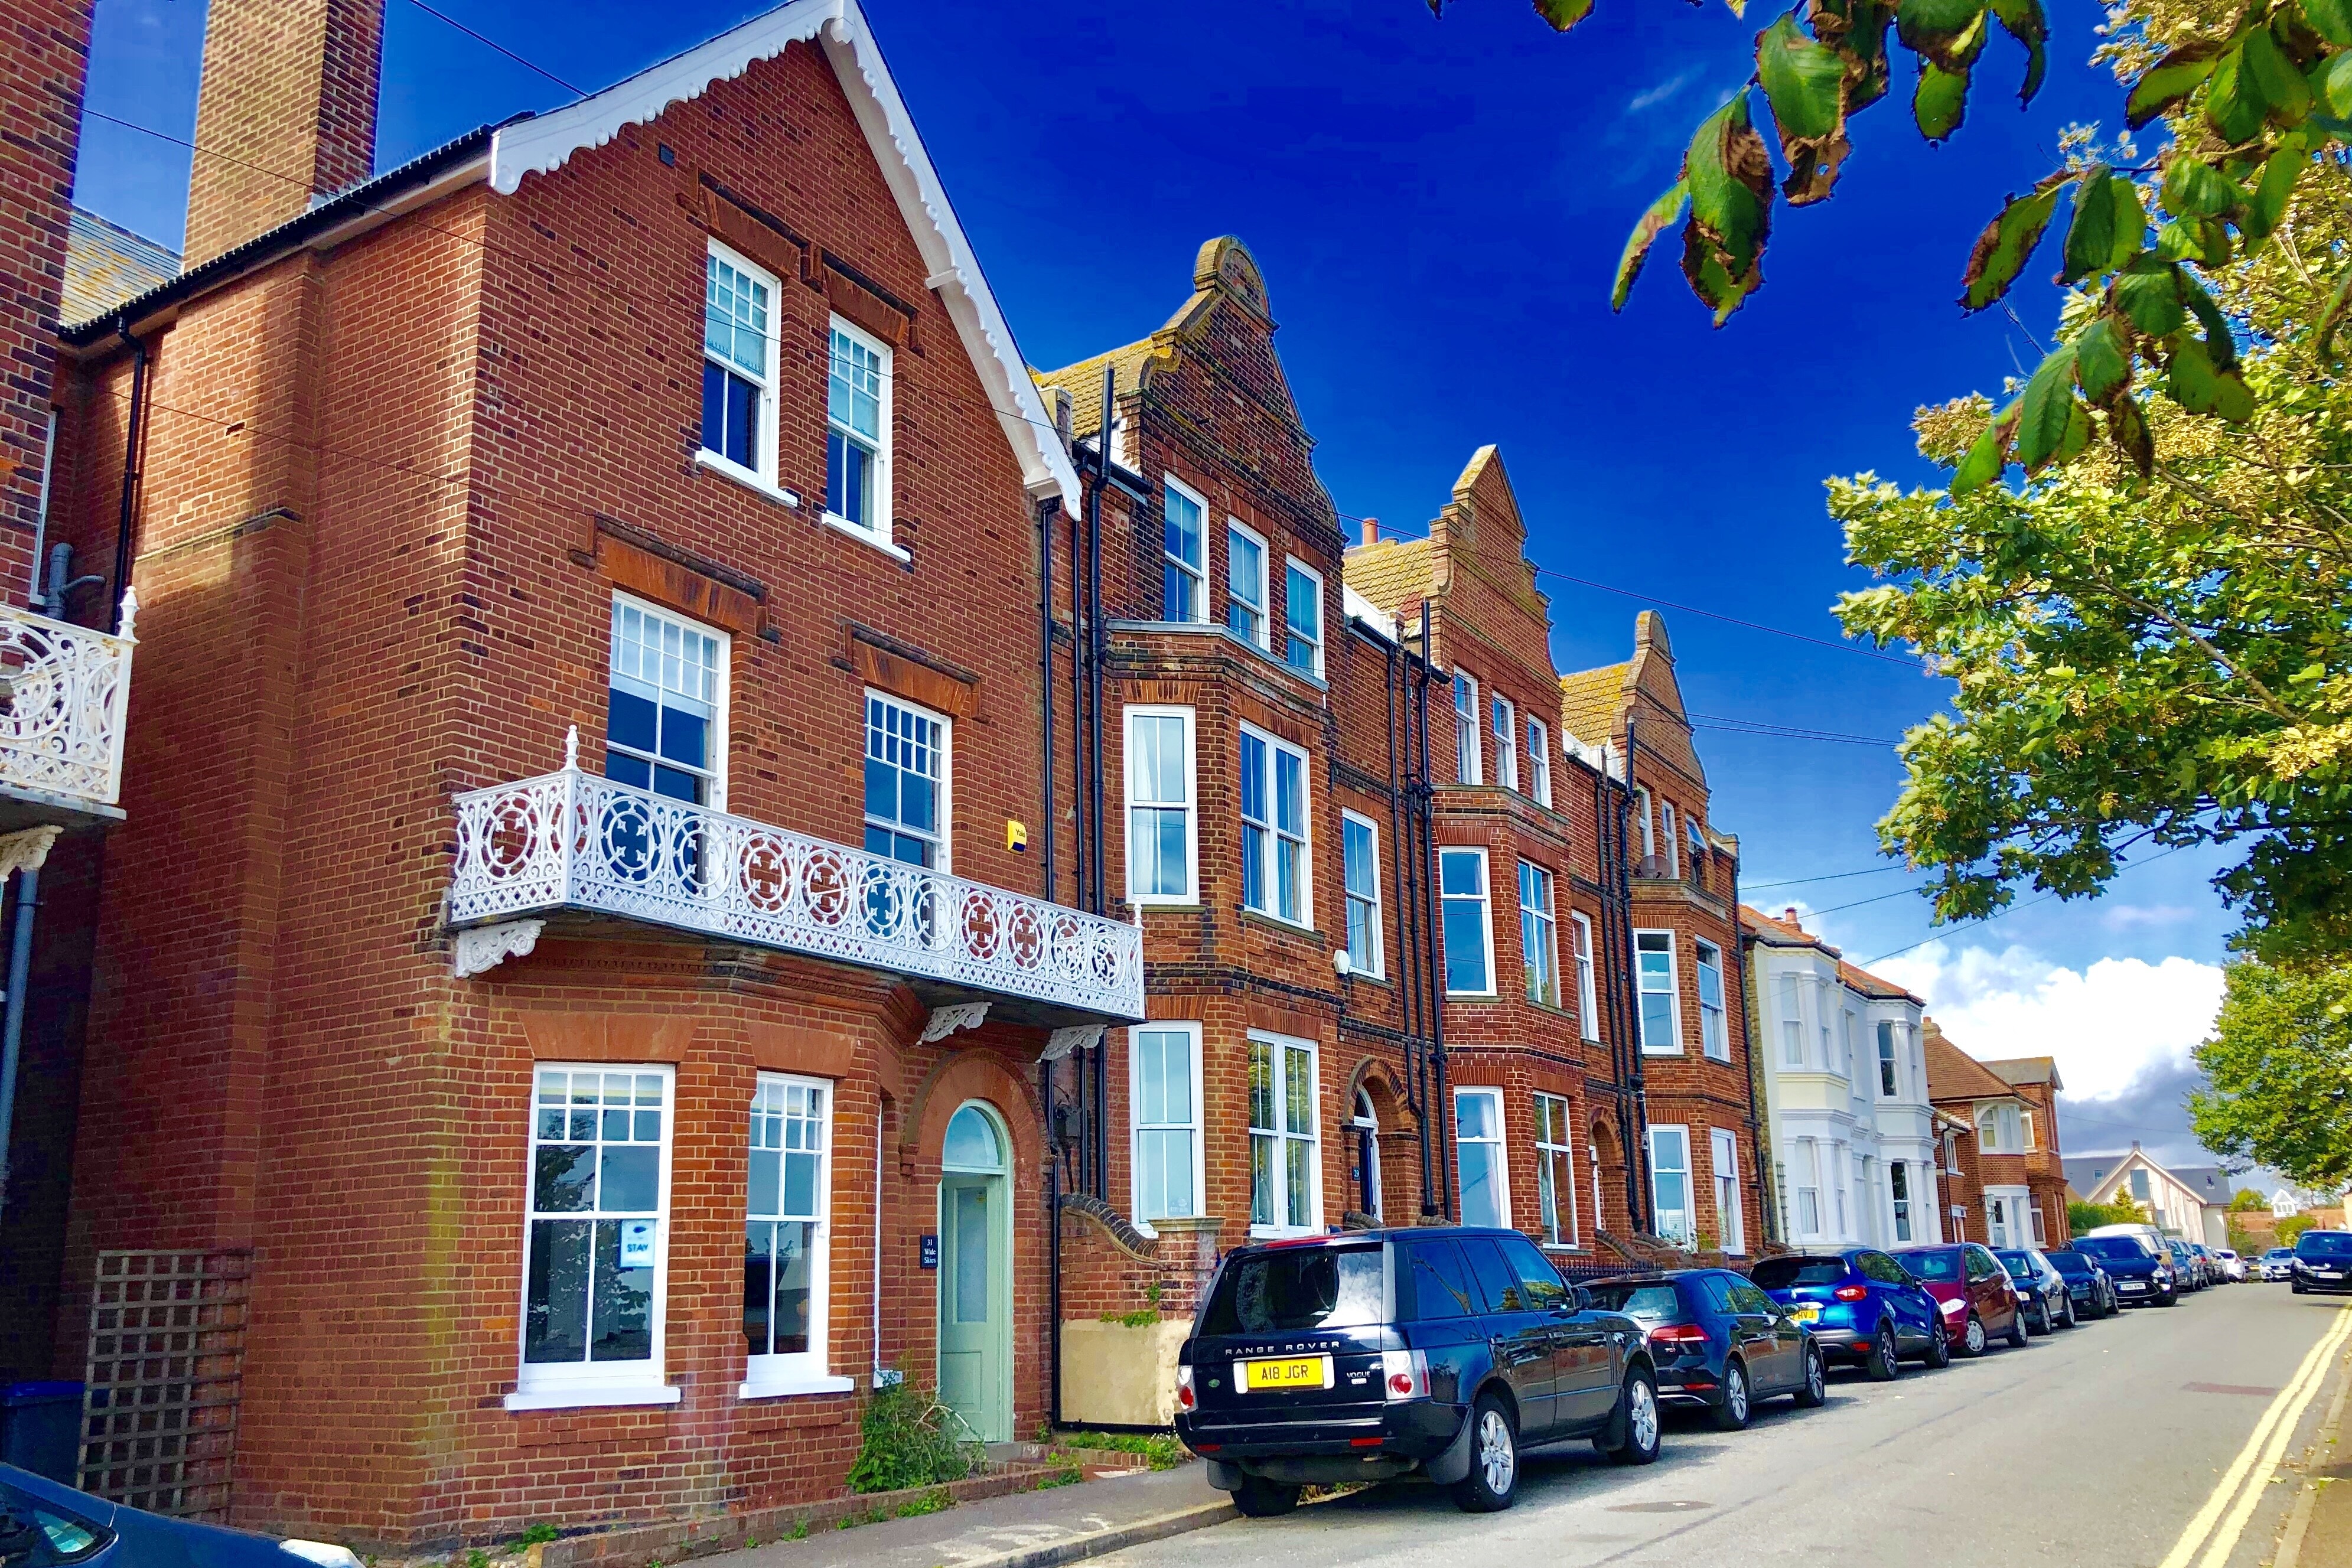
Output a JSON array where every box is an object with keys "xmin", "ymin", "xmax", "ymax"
[{"xmin": 1891, "ymin": 1243, "xmax": 2028, "ymax": 1357}]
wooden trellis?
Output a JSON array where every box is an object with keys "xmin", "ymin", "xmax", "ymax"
[{"xmin": 77, "ymin": 1249, "xmax": 251, "ymax": 1521}]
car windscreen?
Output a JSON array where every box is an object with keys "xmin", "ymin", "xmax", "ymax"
[
  {"xmin": 1995, "ymin": 1251, "xmax": 2034, "ymax": 1275},
  {"xmin": 2298, "ymin": 1231, "xmax": 2352, "ymax": 1259},
  {"xmin": 1585, "ymin": 1282, "xmax": 1680, "ymax": 1321},
  {"xmin": 2074, "ymin": 1237, "xmax": 2145, "ymax": 1261},
  {"xmin": 2044, "ymin": 1251, "xmax": 2091, "ymax": 1274},
  {"xmin": 2270, "ymin": 1249, "xmax": 2297, "ymax": 1260},
  {"xmin": 1200, "ymin": 1246, "xmax": 1386, "ymax": 1335},
  {"xmin": 1901, "ymin": 1250, "xmax": 1961, "ymax": 1281},
  {"xmin": 1750, "ymin": 1257, "xmax": 1846, "ymax": 1290}
]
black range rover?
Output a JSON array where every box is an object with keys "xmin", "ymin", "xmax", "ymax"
[{"xmin": 1174, "ymin": 1228, "xmax": 1660, "ymax": 1515}]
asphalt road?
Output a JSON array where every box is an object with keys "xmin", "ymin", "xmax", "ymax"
[{"xmin": 1096, "ymin": 1281, "xmax": 2352, "ymax": 1568}]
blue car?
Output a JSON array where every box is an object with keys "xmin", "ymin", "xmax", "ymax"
[
  {"xmin": 1584, "ymin": 1269, "xmax": 1825, "ymax": 1430},
  {"xmin": 0, "ymin": 1463, "xmax": 361, "ymax": 1566},
  {"xmin": 1750, "ymin": 1249, "xmax": 1950, "ymax": 1380},
  {"xmin": 2076, "ymin": 1233, "xmax": 2178, "ymax": 1306}
]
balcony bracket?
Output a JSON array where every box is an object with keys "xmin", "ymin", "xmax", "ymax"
[
  {"xmin": 452, "ymin": 918, "xmax": 546, "ymax": 980},
  {"xmin": 1043, "ymin": 1023, "xmax": 1105, "ymax": 1061},
  {"xmin": 0, "ymin": 826, "xmax": 62, "ymax": 883},
  {"xmin": 920, "ymin": 1001, "xmax": 991, "ymax": 1044}
]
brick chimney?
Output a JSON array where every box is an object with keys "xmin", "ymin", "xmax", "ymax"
[
  {"xmin": 1783, "ymin": 905, "xmax": 1802, "ymax": 930},
  {"xmin": 184, "ymin": 0, "xmax": 385, "ymax": 268},
  {"xmin": 1361, "ymin": 517, "xmax": 1380, "ymax": 546}
]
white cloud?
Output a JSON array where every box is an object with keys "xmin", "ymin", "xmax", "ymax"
[
  {"xmin": 2102, "ymin": 903, "xmax": 2197, "ymax": 931},
  {"xmin": 1869, "ymin": 941, "xmax": 2226, "ymax": 1103},
  {"xmin": 1627, "ymin": 69, "xmax": 1695, "ymax": 112}
]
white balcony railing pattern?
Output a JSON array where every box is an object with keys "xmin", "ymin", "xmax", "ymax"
[
  {"xmin": 449, "ymin": 758, "xmax": 1145, "ymax": 1020},
  {"xmin": 0, "ymin": 594, "xmax": 137, "ymax": 810}
]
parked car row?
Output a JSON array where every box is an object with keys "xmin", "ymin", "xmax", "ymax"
[{"xmin": 1171, "ymin": 1223, "xmax": 2231, "ymax": 1518}]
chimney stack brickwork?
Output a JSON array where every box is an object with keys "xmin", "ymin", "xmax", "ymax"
[
  {"xmin": 0, "ymin": 1, "xmax": 95, "ymax": 607},
  {"xmin": 183, "ymin": 0, "xmax": 385, "ymax": 267}
]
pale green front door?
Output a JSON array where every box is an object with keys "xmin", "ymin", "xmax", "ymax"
[{"xmin": 937, "ymin": 1104, "xmax": 1010, "ymax": 1441}]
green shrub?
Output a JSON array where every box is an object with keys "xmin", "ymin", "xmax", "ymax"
[
  {"xmin": 847, "ymin": 1383, "xmax": 985, "ymax": 1494},
  {"xmin": 2282, "ymin": 1215, "xmax": 2318, "ymax": 1246},
  {"xmin": 1049, "ymin": 1430, "xmax": 1184, "ymax": 1471},
  {"xmin": 517, "ymin": 1524, "xmax": 558, "ymax": 1547}
]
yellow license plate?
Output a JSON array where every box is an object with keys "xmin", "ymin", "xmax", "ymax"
[
  {"xmin": 1240, "ymin": 1356, "xmax": 1328, "ymax": 1392},
  {"xmin": 1792, "ymin": 1305, "xmax": 1821, "ymax": 1323}
]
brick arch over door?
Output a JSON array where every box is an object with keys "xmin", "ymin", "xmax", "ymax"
[{"xmin": 901, "ymin": 1049, "xmax": 1044, "ymax": 1178}]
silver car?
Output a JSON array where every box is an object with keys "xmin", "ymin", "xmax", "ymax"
[{"xmin": 2262, "ymin": 1247, "xmax": 2298, "ymax": 1281}]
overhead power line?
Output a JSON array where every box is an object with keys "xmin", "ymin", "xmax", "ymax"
[{"xmin": 400, "ymin": 0, "xmax": 585, "ymax": 96}]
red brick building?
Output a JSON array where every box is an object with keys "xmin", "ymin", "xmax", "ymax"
[
  {"xmin": 1924, "ymin": 1023, "xmax": 2071, "ymax": 1249},
  {"xmin": 31, "ymin": 0, "xmax": 1145, "ymax": 1550},
  {"xmin": 1555, "ymin": 615, "xmax": 1769, "ymax": 1256}
]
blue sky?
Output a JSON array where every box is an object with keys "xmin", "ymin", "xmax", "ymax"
[{"xmin": 73, "ymin": 0, "xmax": 2250, "ymax": 1166}]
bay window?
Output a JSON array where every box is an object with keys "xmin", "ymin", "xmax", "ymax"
[
  {"xmin": 1636, "ymin": 930, "xmax": 1679, "ymax": 1054},
  {"xmin": 1455, "ymin": 1088, "xmax": 1507, "ymax": 1228},
  {"xmin": 1439, "ymin": 847, "xmax": 1494, "ymax": 995},
  {"xmin": 1569, "ymin": 911, "xmax": 1598, "ymax": 1039},
  {"xmin": 1534, "ymin": 1091, "xmax": 1576, "ymax": 1247},
  {"xmin": 1342, "ymin": 810, "xmax": 1383, "ymax": 977},
  {"xmin": 1131, "ymin": 1023, "xmax": 1203, "ymax": 1225},
  {"xmin": 1519, "ymin": 860, "xmax": 1557, "ymax": 1006},
  {"xmin": 1125, "ymin": 706, "xmax": 1196, "ymax": 903},
  {"xmin": 1696, "ymin": 939, "xmax": 1728, "ymax": 1061},
  {"xmin": 1649, "ymin": 1126, "xmax": 1693, "ymax": 1247}
]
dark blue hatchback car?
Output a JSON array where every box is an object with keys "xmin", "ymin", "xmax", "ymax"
[
  {"xmin": 1751, "ymin": 1250, "xmax": 1950, "ymax": 1380},
  {"xmin": 1583, "ymin": 1269, "xmax": 1825, "ymax": 1430}
]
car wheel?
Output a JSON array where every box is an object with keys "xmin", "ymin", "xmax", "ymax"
[
  {"xmin": 2006, "ymin": 1311, "xmax": 2030, "ymax": 1349},
  {"xmin": 2061, "ymin": 1297, "xmax": 2077, "ymax": 1329},
  {"xmin": 1866, "ymin": 1323, "xmax": 1901, "ymax": 1382},
  {"xmin": 1923, "ymin": 1320, "xmax": 1952, "ymax": 1369},
  {"xmin": 1962, "ymin": 1313, "xmax": 1988, "ymax": 1357},
  {"xmin": 1793, "ymin": 1344, "xmax": 1827, "ymax": 1408},
  {"xmin": 1711, "ymin": 1358, "xmax": 1752, "ymax": 1431},
  {"xmin": 1233, "ymin": 1478, "xmax": 1301, "ymax": 1518},
  {"xmin": 1452, "ymin": 1394, "xmax": 1519, "ymax": 1512},
  {"xmin": 2161, "ymin": 1286, "xmax": 2181, "ymax": 1306},
  {"xmin": 1607, "ymin": 1367, "xmax": 1663, "ymax": 1465}
]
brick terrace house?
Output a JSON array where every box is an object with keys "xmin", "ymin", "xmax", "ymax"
[
  {"xmin": 32, "ymin": 0, "xmax": 1148, "ymax": 1549},
  {"xmin": 0, "ymin": 1, "xmax": 142, "ymax": 1381},
  {"xmin": 1555, "ymin": 614, "xmax": 1769, "ymax": 1255},
  {"xmin": 1924, "ymin": 1022, "xmax": 2068, "ymax": 1249},
  {"xmin": 1345, "ymin": 454, "xmax": 1653, "ymax": 1250}
]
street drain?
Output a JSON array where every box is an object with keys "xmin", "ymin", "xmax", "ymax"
[{"xmin": 1607, "ymin": 1501, "xmax": 1711, "ymax": 1514}]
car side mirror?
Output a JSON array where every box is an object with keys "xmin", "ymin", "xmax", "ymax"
[{"xmin": 1572, "ymin": 1285, "xmax": 1592, "ymax": 1312}]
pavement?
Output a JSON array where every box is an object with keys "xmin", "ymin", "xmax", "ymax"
[{"xmin": 699, "ymin": 1282, "xmax": 2352, "ymax": 1568}]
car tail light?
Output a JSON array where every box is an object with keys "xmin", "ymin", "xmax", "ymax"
[
  {"xmin": 1175, "ymin": 1364, "xmax": 1195, "ymax": 1411},
  {"xmin": 1833, "ymin": 1285, "xmax": 1868, "ymax": 1302},
  {"xmin": 1649, "ymin": 1323, "xmax": 1709, "ymax": 1348},
  {"xmin": 1382, "ymin": 1349, "xmax": 1431, "ymax": 1401}
]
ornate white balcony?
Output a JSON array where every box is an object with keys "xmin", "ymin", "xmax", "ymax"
[
  {"xmin": 447, "ymin": 749, "xmax": 1145, "ymax": 1024},
  {"xmin": 0, "ymin": 594, "xmax": 137, "ymax": 822}
]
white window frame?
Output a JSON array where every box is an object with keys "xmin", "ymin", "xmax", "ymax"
[
  {"xmin": 1649, "ymin": 1124, "xmax": 1694, "ymax": 1248},
  {"xmin": 1695, "ymin": 938, "xmax": 1728, "ymax": 1062},
  {"xmin": 1130, "ymin": 1022, "xmax": 1206, "ymax": 1233},
  {"xmin": 1840, "ymin": 1009, "xmax": 1857, "ymax": 1081},
  {"xmin": 823, "ymin": 314, "xmax": 895, "ymax": 548},
  {"xmin": 1247, "ymin": 1030, "xmax": 1321, "ymax": 1238},
  {"xmin": 1778, "ymin": 972, "xmax": 1804, "ymax": 1068},
  {"xmin": 1533, "ymin": 1091, "xmax": 1578, "ymax": 1248},
  {"xmin": 1123, "ymin": 705, "xmax": 1197, "ymax": 905},
  {"xmin": 1162, "ymin": 474, "xmax": 1209, "ymax": 624},
  {"xmin": 1635, "ymin": 786, "xmax": 1656, "ymax": 861},
  {"xmin": 741, "ymin": 1072, "xmax": 851, "ymax": 1399},
  {"xmin": 1526, "ymin": 716, "xmax": 1552, "ymax": 807},
  {"xmin": 1493, "ymin": 693, "xmax": 1518, "ymax": 790},
  {"xmin": 698, "ymin": 240, "xmax": 782, "ymax": 498},
  {"xmin": 1660, "ymin": 802, "xmax": 1679, "ymax": 878},
  {"xmin": 1891, "ymin": 1159, "xmax": 1914, "ymax": 1244},
  {"xmin": 1635, "ymin": 928, "xmax": 1681, "ymax": 1055},
  {"xmin": 1454, "ymin": 1087, "xmax": 1510, "ymax": 1228},
  {"xmin": 2021, "ymin": 1110, "xmax": 2038, "ymax": 1152},
  {"xmin": 1978, "ymin": 1103, "xmax": 2023, "ymax": 1152},
  {"xmin": 1569, "ymin": 911, "xmax": 1600, "ymax": 1041},
  {"xmin": 1282, "ymin": 557, "xmax": 1325, "ymax": 677},
  {"xmin": 1341, "ymin": 809, "xmax": 1385, "ymax": 979},
  {"xmin": 1877, "ymin": 1020, "xmax": 1902, "ymax": 1099},
  {"xmin": 1711, "ymin": 1127, "xmax": 1745, "ymax": 1255},
  {"xmin": 863, "ymin": 689, "xmax": 952, "ymax": 872},
  {"xmin": 1794, "ymin": 1137, "xmax": 1821, "ymax": 1238},
  {"xmin": 2029, "ymin": 1204, "xmax": 2048, "ymax": 1247},
  {"xmin": 1225, "ymin": 519, "xmax": 1269, "ymax": 650},
  {"xmin": 1238, "ymin": 722, "xmax": 1313, "ymax": 928},
  {"xmin": 607, "ymin": 592, "xmax": 730, "ymax": 810},
  {"xmin": 1452, "ymin": 671, "xmax": 1480, "ymax": 784},
  {"xmin": 1438, "ymin": 846, "xmax": 1496, "ymax": 996},
  {"xmin": 509, "ymin": 1062, "xmax": 680, "ymax": 1410},
  {"xmin": 1518, "ymin": 859, "xmax": 1558, "ymax": 1008}
]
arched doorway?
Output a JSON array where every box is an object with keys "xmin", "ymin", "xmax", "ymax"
[
  {"xmin": 1591, "ymin": 1116, "xmax": 1624, "ymax": 1237},
  {"xmin": 937, "ymin": 1101, "xmax": 1012, "ymax": 1440},
  {"xmin": 1350, "ymin": 1087, "xmax": 1382, "ymax": 1224}
]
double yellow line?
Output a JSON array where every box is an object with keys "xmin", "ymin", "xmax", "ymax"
[{"xmin": 2158, "ymin": 1305, "xmax": 2352, "ymax": 1568}]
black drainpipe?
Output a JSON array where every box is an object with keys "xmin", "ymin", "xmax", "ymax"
[
  {"xmin": 109, "ymin": 320, "xmax": 151, "ymax": 632},
  {"xmin": 1038, "ymin": 497, "xmax": 1057, "ymax": 902},
  {"xmin": 1617, "ymin": 721, "xmax": 1650, "ymax": 1234},
  {"xmin": 1728, "ymin": 859, "xmax": 1772, "ymax": 1246},
  {"xmin": 1417, "ymin": 603, "xmax": 1451, "ymax": 1221}
]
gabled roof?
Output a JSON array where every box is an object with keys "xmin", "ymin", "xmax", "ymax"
[
  {"xmin": 1839, "ymin": 960, "xmax": 1920, "ymax": 1004},
  {"xmin": 491, "ymin": 0, "xmax": 1077, "ymax": 508},
  {"xmin": 1982, "ymin": 1056, "xmax": 2065, "ymax": 1093},
  {"xmin": 60, "ymin": 1, "xmax": 1077, "ymax": 509},
  {"xmin": 1923, "ymin": 1020, "xmax": 2018, "ymax": 1103},
  {"xmin": 1741, "ymin": 903, "xmax": 1835, "ymax": 953},
  {"xmin": 1559, "ymin": 662, "xmax": 1628, "ymax": 748},
  {"xmin": 63, "ymin": 207, "xmax": 178, "ymax": 324},
  {"xmin": 1344, "ymin": 537, "xmax": 1433, "ymax": 622}
]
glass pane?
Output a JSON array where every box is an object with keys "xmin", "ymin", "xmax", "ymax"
[
  {"xmin": 1241, "ymin": 823, "xmax": 1266, "ymax": 911},
  {"xmin": 1275, "ymin": 749, "xmax": 1304, "ymax": 836},
  {"xmin": 953, "ymin": 1186, "xmax": 989, "ymax": 1324},
  {"xmin": 1441, "ymin": 850, "xmax": 1483, "ymax": 897},
  {"xmin": 1164, "ymin": 484, "xmax": 1202, "ymax": 568},
  {"xmin": 1277, "ymin": 837, "xmax": 1302, "ymax": 922},
  {"xmin": 1285, "ymin": 1136, "xmax": 1311, "ymax": 1229},
  {"xmin": 770, "ymin": 1220, "xmax": 812, "ymax": 1354},
  {"xmin": 534, "ymin": 1145, "xmax": 595, "ymax": 1213},
  {"xmin": 1285, "ymin": 563, "xmax": 1318, "ymax": 644},
  {"xmin": 743, "ymin": 1221, "xmax": 774, "ymax": 1356},
  {"xmin": 600, "ymin": 1146, "xmax": 659, "ymax": 1214},
  {"xmin": 1164, "ymin": 559, "xmax": 1196, "ymax": 621},
  {"xmin": 1285, "ymin": 1045, "xmax": 1312, "ymax": 1136},
  {"xmin": 1251, "ymin": 1133, "xmax": 1276, "ymax": 1225},
  {"xmin": 944, "ymin": 1106, "xmax": 1002, "ymax": 1171},
  {"xmin": 1456, "ymin": 1091, "xmax": 1498, "ymax": 1142},
  {"xmin": 1239, "ymin": 734, "xmax": 1266, "ymax": 822},
  {"xmin": 589, "ymin": 1220, "xmax": 654, "ymax": 1362},
  {"xmin": 524, "ymin": 1218, "xmax": 592, "ymax": 1364},
  {"xmin": 607, "ymin": 687, "xmax": 657, "ymax": 755},
  {"xmin": 1343, "ymin": 818, "xmax": 1374, "ymax": 895},
  {"xmin": 748, "ymin": 1149, "xmax": 781, "ymax": 1219},
  {"xmin": 1444, "ymin": 898, "xmax": 1490, "ymax": 992},
  {"xmin": 1248, "ymin": 1041, "xmax": 1273, "ymax": 1133},
  {"xmin": 829, "ymin": 328, "xmax": 882, "ymax": 439},
  {"xmin": 783, "ymin": 1150, "xmax": 818, "ymax": 1217}
]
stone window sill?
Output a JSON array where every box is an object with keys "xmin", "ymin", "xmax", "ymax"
[{"xmin": 503, "ymin": 1384, "xmax": 682, "ymax": 1412}]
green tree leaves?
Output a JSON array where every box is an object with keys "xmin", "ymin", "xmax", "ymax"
[
  {"xmin": 1959, "ymin": 178, "xmax": 2063, "ymax": 311},
  {"xmin": 1614, "ymin": 180, "xmax": 1690, "ymax": 311},
  {"xmin": 2192, "ymin": 959, "xmax": 2352, "ymax": 1190},
  {"xmin": 1758, "ymin": 14, "xmax": 1852, "ymax": 200},
  {"xmin": 2063, "ymin": 167, "xmax": 2146, "ymax": 283},
  {"xmin": 1679, "ymin": 97, "xmax": 1776, "ymax": 322}
]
